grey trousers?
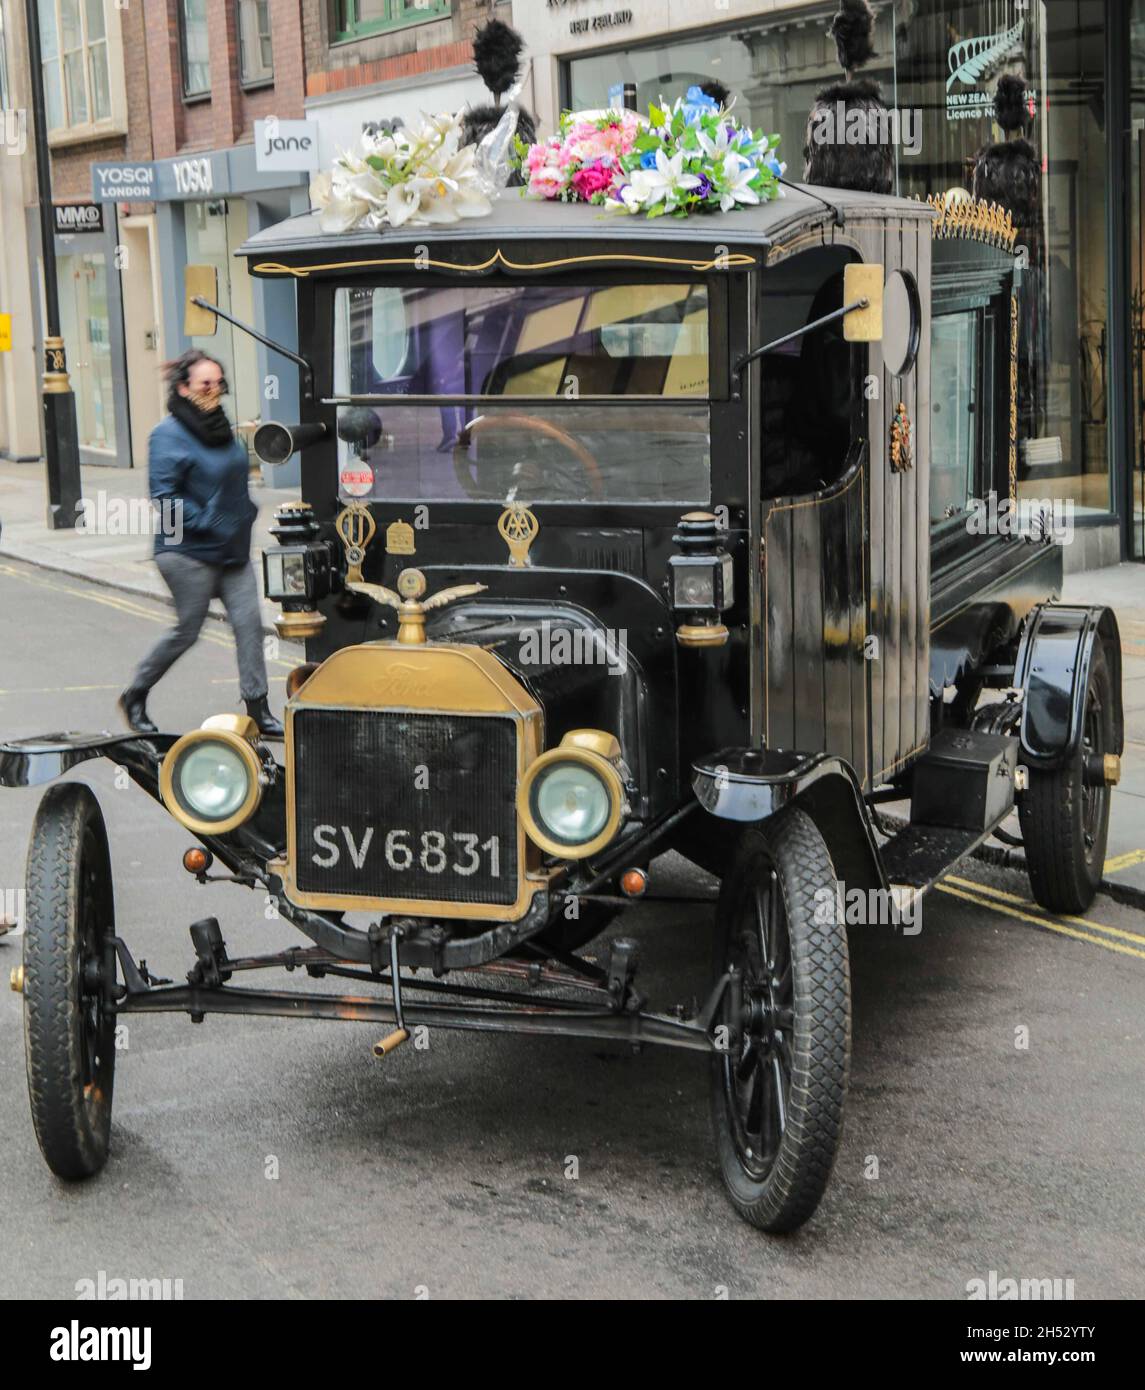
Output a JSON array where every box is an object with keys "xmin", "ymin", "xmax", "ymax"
[{"xmin": 130, "ymin": 552, "xmax": 268, "ymax": 701}]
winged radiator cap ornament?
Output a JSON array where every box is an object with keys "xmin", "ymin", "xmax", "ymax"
[{"xmin": 347, "ymin": 567, "xmax": 487, "ymax": 645}]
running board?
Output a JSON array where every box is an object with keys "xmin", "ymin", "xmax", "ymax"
[{"xmin": 880, "ymin": 819, "xmax": 1009, "ymax": 894}]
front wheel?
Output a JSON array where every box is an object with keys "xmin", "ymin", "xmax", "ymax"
[
  {"xmin": 710, "ymin": 807, "xmax": 851, "ymax": 1233},
  {"xmin": 22, "ymin": 783, "xmax": 118, "ymax": 1179}
]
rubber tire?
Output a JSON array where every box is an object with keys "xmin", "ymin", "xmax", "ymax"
[
  {"xmin": 1018, "ymin": 643, "xmax": 1114, "ymax": 915},
  {"xmin": 710, "ymin": 807, "xmax": 851, "ymax": 1233},
  {"xmin": 23, "ymin": 783, "xmax": 117, "ymax": 1180}
]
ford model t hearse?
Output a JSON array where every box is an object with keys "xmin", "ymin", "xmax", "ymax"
[{"xmin": 2, "ymin": 175, "xmax": 1123, "ymax": 1233}]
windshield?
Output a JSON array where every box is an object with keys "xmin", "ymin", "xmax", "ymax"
[{"xmin": 332, "ymin": 282, "xmax": 712, "ymax": 504}]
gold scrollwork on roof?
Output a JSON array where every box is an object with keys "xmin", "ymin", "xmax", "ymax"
[
  {"xmin": 919, "ymin": 193, "xmax": 1017, "ymax": 253},
  {"xmin": 252, "ymin": 248, "xmax": 757, "ymax": 278}
]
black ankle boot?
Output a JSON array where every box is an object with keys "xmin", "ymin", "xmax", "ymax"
[
  {"xmin": 118, "ymin": 687, "xmax": 158, "ymax": 735},
  {"xmin": 245, "ymin": 695, "xmax": 284, "ymax": 740}
]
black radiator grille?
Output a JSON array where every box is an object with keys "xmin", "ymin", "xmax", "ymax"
[{"xmin": 293, "ymin": 708, "xmax": 518, "ymax": 905}]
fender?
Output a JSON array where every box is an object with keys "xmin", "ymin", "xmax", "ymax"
[
  {"xmin": 0, "ymin": 731, "xmax": 285, "ymax": 869},
  {"xmin": 1012, "ymin": 604, "xmax": 1124, "ymax": 768},
  {"xmin": 0, "ymin": 732, "xmax": 177, "ymax": 791},
  {"xmin": 692, "ymin": 747, "xmax": 886, "ymax": 892}
]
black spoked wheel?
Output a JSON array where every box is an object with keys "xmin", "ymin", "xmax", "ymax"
[
  {"xmin": 1019, "ymin": 643, "xmax": 1114, "ymax": 914},
  {"xmin": 23, "ymin": 783, "xmax": 117, "ymax": 1179},
  {"xmin": 710, "ymin": 807, "xmax": 850, "ymax": 1233}
]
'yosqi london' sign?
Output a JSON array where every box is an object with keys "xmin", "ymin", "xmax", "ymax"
[{"xmin": 91, "ymin": 162, "xmax": 155, "ymax": 202}]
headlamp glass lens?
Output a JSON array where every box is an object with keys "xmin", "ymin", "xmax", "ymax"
[
  {"xmin": 533, "ymin": 761, "xmax": 611, "ymax": 845},
  {"xmin": 176, "ymin": 742, "xmax": 250, "ymax": 820}
]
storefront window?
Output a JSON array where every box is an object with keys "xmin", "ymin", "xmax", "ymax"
[
  {"xmin": 1131, "ymin": 1, "xmax": 1145, "ymax": 557},
  {"xmin": 58, "ymin": 251, "xmax": 116, "ymax": 454},
  {"xmin": 566, "ymin": 3, "xmax": 897, "ymax": 185},
  {"xmin": 184, "ymin": 200, "xmax": 260, "ymax": 447},
  {"xmin": 567, "ymin": 0, "xmax": 1116, "ymax": 529},
  {"xmin": 895, "ymin": 0, "xmax": 1110, "ymax": 519}
]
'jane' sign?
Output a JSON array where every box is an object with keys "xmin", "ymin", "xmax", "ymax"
[{"xmin": 255, "ymin": 119, "xmax": 319, "ymax": 173}]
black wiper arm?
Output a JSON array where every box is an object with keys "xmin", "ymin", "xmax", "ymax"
[
  {"xmin": 191, "ymin": 296, "xmax": 316, "ymax": 402},
  {"xmin": 732, "ymin": 298, "xmax": 868, "ymax": 379}
]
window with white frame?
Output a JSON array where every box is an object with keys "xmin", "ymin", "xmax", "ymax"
[
  {"xmin": 237, "ymin": 0, "xmax": 273, "ymax": 87},
  {"xmin": 181, "ymin": 0, "xmax": 211, "ymax": 98},
  {"xmin": 39, "ymin": 0, "xmax": 125, "ymax": 140}
]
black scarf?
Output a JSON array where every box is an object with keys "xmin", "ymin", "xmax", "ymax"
[{"xmin": 168, "ymin": 389, "xmax": 235, "ymax": 448}]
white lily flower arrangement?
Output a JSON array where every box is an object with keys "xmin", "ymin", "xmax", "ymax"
[{"xmin": 309, "ymin": 111, "xmax": 494, "ymax": 232}]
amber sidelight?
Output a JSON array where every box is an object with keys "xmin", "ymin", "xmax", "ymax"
[{"xmin": 182, "ymin": 847, "xmax": 213, "ymax": 875}]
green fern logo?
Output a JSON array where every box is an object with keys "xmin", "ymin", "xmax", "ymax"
[{"xmin": 947, "ymin": 18, "xmax": 1024, "ymax": 91}]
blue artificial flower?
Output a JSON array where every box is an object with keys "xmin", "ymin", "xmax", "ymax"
[
  {"xmin": 640, "ymin": 148, "xmax": 660, "ymax": 169},
  {"xmin": 765, "ymin": 155, "xmax": 785, "ymax": 178},
  {"xmin": 681, "ymin": 85, "xmax": 720, "ymax": 125}
]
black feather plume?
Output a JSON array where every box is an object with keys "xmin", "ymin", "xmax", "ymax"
[
  {"xmin": 972, "ymin": 137, "xmax": 1039, "ymax": 225},
  {"xmin": 829, "ymin": 0, "xmax": 877, "ymax": 76},
  {"xmin": 993, "ymin": 73, "xmax": 1029, "ymax": 134},
  {"xmin": 803, "ymin": 79, "xmax": 893, "ymax": 194},
  {"xmin": 473, "ymin": 19, "xmax": 524, "ymax": 101}
]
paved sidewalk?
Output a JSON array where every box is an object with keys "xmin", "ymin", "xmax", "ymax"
[
  {"xmin": 0, "ymin": 459, "xmax": 295, "ymax": 634},
  {"xmin": 2, "ymin": 457, "xmax": 1143, "ymax": 893}
]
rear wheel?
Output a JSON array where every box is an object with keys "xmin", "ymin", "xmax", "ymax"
[
  {"xmin": 1019, "ymin": 643, "xmax": 1114, "ymax": 914},
  {"xmin": 23, "ymin": 783, "xmax": 117, "ymax": 1179},
  {"xmin": 710, "ymin": 808, "xmax": 850, "ymax": 1233}
]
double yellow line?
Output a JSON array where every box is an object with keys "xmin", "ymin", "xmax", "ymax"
[
  {"xmin": 936, "ymin": 875, "xmax": 1145, "ymax": 962},
  {"xmin": 0, "ymin": 560, "xmax": 295, "ymax": 669}
]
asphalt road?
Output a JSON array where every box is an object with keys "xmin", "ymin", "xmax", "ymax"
[{"xmin": 0, "ymin": 555, "xmax": 1143, "ymax": 1300}]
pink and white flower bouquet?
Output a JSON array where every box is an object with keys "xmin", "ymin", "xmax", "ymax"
[{"xmin": 516, "ymin": 89, "xmax": 785, "ymax": 219}]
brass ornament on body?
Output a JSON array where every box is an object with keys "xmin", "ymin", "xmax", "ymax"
[
  {"xmin": 335, "ymin": 502, "xmax": 377, "ymax": 585},
  {"xmin": 890, "ymin": 401, "xmax": 913, "ymax": 473},
  {"xmin": 347, "ymin": 567, "xmax": 487, "ymax": 644},
  {"xmin": 498, "ymin": 503, "xmax": 539, "ymax": 568},
  {"xmin": 921, "ymin": 193, "xmax": 1018, "ymax": 252}
]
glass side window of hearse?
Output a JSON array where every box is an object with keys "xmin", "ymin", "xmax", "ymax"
[
  {"xmin": 930, "ymin": 309, "xmax": 979, "ymax": 524},
  {"xmin": 331, "ymin": 282, "xmax": 711, "ymax": 504}
]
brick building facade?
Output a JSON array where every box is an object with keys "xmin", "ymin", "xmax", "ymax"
[{"xmin": 304, "ymin": 0, "xmax": 489, "ymax": 99}]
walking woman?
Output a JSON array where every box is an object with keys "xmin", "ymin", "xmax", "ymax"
[{"xmin": 118, "ymin": 350, "xmax": 283, "ymax": 738}]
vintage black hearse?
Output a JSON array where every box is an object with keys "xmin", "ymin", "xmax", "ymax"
[{"xmin": 2, "ymin": 186, "xmax": 1123, "ymax": 1233}]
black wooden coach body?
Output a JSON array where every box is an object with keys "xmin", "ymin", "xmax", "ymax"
[{"xmin": 1, "ymin": 186, "xmax": 1124, "ymax": 1232}]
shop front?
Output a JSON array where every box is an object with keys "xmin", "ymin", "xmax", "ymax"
[
  {"xmin": 43, "ymin": 200, "xmax": 131, "ymax": 468},
  {"xmin": 133, "ymin": 147, "xmax": 311, "ymax": 486},
  {"xmin": 521, "ymin": 0, "xmax": 1141, "ymax": 565}
]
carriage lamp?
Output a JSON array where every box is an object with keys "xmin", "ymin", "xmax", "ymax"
[
  {"xmin": 264, "ymin": 502, "xmax": 334, "ymax": 641},
  {"xmin": 518, "ymin": 730, "xmax": 629, "ymax": 860},
  {"xmin": 160, "ymin": 721, "xmax": 267, "ymax": 837},
  {"xmin": 668, "ymin": 512, "xmax": 734, "ymax": 648}
]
